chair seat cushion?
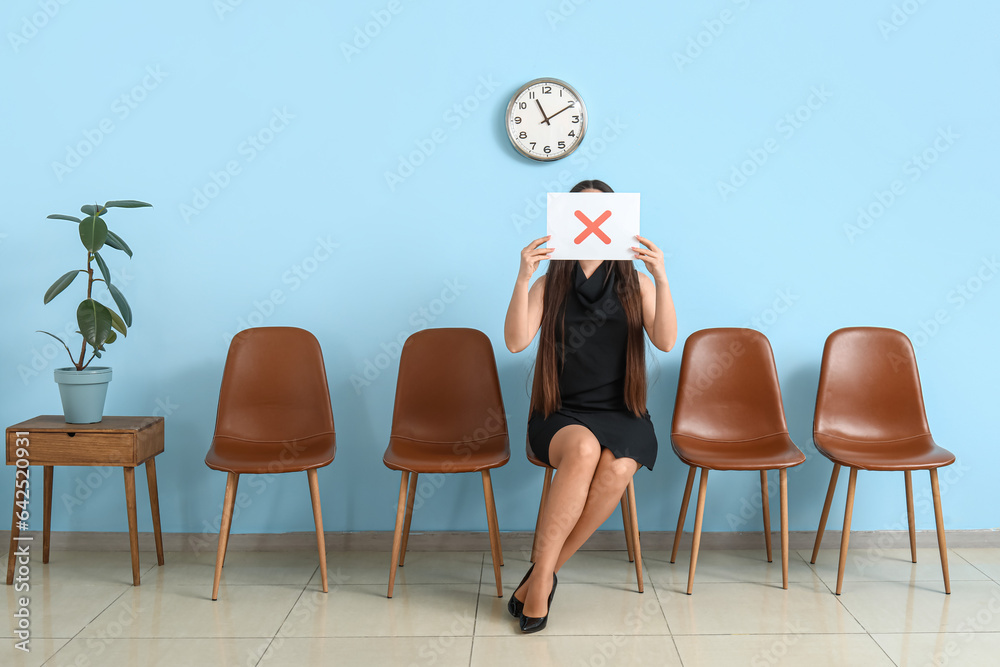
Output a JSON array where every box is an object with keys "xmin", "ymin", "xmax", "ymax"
[
  {"xmin": 813, "ymin": 433, "xmax": 955, "ymax": 471},
  {"xmin": 205, "ymin": 433, "xmax": 336, "ymax": 474},
  {"xmin": 670, "ymin": 432, "xmax": 806, "ymax": 470},
  {"xmin": 383, "ymin": 434, "xmax": 510, "ymax": 473}
]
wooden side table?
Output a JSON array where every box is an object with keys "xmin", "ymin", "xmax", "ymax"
[{"xmin": 5, "ymin": 415, "xmax": 165, "ymax": 585}]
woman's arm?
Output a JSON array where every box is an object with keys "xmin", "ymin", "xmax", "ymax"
[
  {"xmin": 504, "ymin": 236, "xmax": 552, "ymax": 353},
  {"xmin": 633, "ymin": 235, "xmax": 677, "ymax": 353}
]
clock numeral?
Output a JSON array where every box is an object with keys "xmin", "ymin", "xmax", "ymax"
[
  {"xmin": 513, "ymin": 116, "xmax": 521, "ymax": 124},
  {"xmin": 568, "ymin": 130, "xmax": 576, "ymax": 137},
  {"xmin": 568, "ymin": 101, "xmax": 575, "ymax": 107},
  {"xmin": 528, "ymin": 91, "xmax": 535, "ymax": 99},
  {"xmin": 571, "ymin": 115, "xmax": 580, "ymax": 124},
  {"xmin": 529, "ymin": 142, "xmax": 536, "ymax": 150},
  {"xmin": 542, "ymin": 85, "xmax": 552, "ymax": 94},
  {"xmin": 543, "ymin": 145, "xmax": 552, "ymax": 154},
  {"xmin": 518, "ymin": 102, "xmax": 527, "ymax": 109},
  {"xmin": 558, "ymin": 141, "xmax": 566, "ymax": 149},
  {"xmin": 518, "ymin": 131, "xmax": 527, "ymax": 139}
]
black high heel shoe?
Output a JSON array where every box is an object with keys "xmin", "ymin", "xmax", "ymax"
[
  {"xmin": 507, "ymin": 564, "xmax": 534, "ymax": 618},
  {"xmin": 519, "ymin": 572, "xmax": 557, "ymax": 634}
]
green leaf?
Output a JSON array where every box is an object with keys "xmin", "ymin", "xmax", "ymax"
[
  {"xmin": 80, "ymin": 204, "xmax": 107, "ymax": 216},
  {"xmin": 94, "ymin": 251, "xmax": 111, "ymax": 285},
  {"xmin": 79, "ymin": 214, "xmax": 108, "ymax": 252},
  {"xmin": 47, "ymin": 214, "xmax": 82, "ymax": 223},
  {"xmin": 108, "ymin": 283, "xmax": 132, "ymax": 327},
  {"xmin": 103, "ymin": 230, "xmax": 132, "ymax": 257},
  {"xmin": 44, "ymin": 270, "xmax": 82, "ymax": 304},
  {"xmin": 101, "ymin": 330, "xmax": 118, "ymax": 347},
  {"xmin": 77, "ymin": 299, "xmax": 113, "ymax": 351},
  {"xmin": 109, "ymin": 308, "xmax": 127, "ymax": 337},
  {"xmin": 104, "ymin": 200, "xmax": 152, "ymax": 209}
]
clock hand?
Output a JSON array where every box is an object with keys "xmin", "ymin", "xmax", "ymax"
[
  {"xmin": 545, "ymin": 104, "xmax": 574, "ymax": 121},
  {"xmin": 535, "ymin": 99, "xmax": 551, "ymax": 125}
]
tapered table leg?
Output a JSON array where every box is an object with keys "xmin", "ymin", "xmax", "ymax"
[
  {"xmin": 123, "ymin": 467, "xmax": 140, "ymax": 586},
  {"xmin": 43, "ymin": 466, "xmax": 53, "ymax": 564},
  {"xmin": 145, "ymin": 459, "xmax": 165, "ymax": 566}
]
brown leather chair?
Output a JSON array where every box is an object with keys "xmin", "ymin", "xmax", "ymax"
[
  {"xmin": 383, "ymin": 328, "xmax": 510, "ymax": 598},
  {"xmin": 670, "ymin": 328, "xmax": 806, "ymax": 594},
  {"xmin": 809, "ymin": 327, "xmax": 955, "ymax": 595},
  {"xmin": 204, "ymin": 327, "xmax": 336, "ymax": 601},
  {"xmin": 526, "ymin": 438, "xmax": 644, "ymax": 593}
]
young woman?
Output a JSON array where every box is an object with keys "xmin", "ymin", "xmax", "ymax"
[{"xmin": 503, "ymin": 179, "xmax": 677, "ymax": 633}]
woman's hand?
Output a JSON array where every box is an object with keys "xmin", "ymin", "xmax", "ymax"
[
  {"xmin": 506, "ymin": 236, "xmax": 551, "ymax": 353},
  {"xmin": 632, "ymin": 235, "xmax": 667, "ymax": 282},
  {"xmin": 519, "ymin": 235, "xmax": 554, "ymax": 282}
]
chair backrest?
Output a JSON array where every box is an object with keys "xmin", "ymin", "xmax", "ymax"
[
  {"xmin": 672, "ymin": 328, "xmax": 789, "ymax": 440},
  {"xmin": 814, "ymin": 327, "xmax": 930, "ymax": 441},
  {"xmin": 390, "ymin": 328, "xmax": 508, "ymax": 447},
  {"xmin": 214, "ymin": 327, "xmax": 335, "ymax": 442}
]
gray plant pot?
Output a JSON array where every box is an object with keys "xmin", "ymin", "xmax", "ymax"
[{"xmin": 54, "ymin": 367, "xmax": 113, "ymax": 424}]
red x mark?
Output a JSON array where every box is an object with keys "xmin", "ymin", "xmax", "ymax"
[{"xmin": 574, "ymin": 210, "xmax": 612, "ymax": 245}]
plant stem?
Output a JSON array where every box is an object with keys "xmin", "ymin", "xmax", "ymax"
[{"xmin": 76, "ymin": 251, "xmax": 94, "ymax": 371}]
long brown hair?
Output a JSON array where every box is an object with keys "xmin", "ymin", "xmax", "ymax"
[{"xmin": 530, "ymin": 180, "xmax": 647, "ymax": 417}]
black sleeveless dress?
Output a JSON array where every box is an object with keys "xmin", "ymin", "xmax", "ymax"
[{"xmin": 527, "ymin": 261, "xmax": 658, "ymax": 470}]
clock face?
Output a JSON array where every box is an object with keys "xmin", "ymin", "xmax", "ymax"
[{"xmin": 506, "ymin": 78, "xmax": 587, "ymax": 161}]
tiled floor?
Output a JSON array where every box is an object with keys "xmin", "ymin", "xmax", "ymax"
[{"xmin": 3, "ymin": 546, "xmax": 999, "ymax": 666}]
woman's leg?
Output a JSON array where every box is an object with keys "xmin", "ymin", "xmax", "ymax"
[
  {"xmin": 518, "ymin": 424, "xmax": 601, "ymax": 617},
  {"xmin": 554, "ymin": 449, "xmax": 639, "ymax": 572}
]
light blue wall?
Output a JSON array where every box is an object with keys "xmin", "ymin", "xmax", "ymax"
[{"xmin": 2, "ymin": 1, "xmax": 997, "ymax": 539}]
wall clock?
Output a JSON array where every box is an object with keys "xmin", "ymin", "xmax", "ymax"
[{"xmin": 505, "ymin": 78, "xmax": 587, "ymax": 161}]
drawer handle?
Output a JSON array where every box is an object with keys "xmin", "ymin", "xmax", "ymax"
[{"xmin": 67, "ymin": 432, "xmax": 76, "ymax": 437}]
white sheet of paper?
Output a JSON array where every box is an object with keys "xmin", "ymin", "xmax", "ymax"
[{"xmin": 546, "ymin": 193, "xmax": 640, "ymax": 260}]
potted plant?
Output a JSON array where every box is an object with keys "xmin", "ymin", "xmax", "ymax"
[{"xmin": 40, "ymin": 199, "xmax": 151, "ymax": 423}]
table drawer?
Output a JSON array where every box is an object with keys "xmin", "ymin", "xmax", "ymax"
[{"xmin": 6, "ymin": 430, "xmax": 136, "ymax": 466}]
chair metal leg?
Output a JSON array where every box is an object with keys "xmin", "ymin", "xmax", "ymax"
[
  {"xmin": 930, "ymin": 468, "xmax": 951, "ymax": 594},
  {"xmin": 626, "ymin": 479, "xmax": 643, "ymax": 593},
  {"xmin": 530, "ymin": 467, "xmax": 553, "ymax": 563},
  {"xmin": 686, "ymin": 468, "xmax": 709, "ymax": 595},
  {"xmin": 307, "ymin": 469, "xmax": 328, "ymax": 593},
  {"xmin": 811, "ymin": 464, "xmax": 841, "ymax": 564},
  {"xmin": 905, "ymin": 470, "xmax": 917, "ymax": 564},
  {"xmin": 221, "ymin": 474, "xmax": 240, "ymax": 570},
  {"xmin": 621, "ymin": 490, "xmax": 635, "ymax": 563},
  {"xmin": 835, "ymin": 467, "xmax": 858, "ymax": 595},
  {"xmin": 399, "ymin": 473, "xmax": 418, "ymax": 567},
  {"xmin": 780, "ymin": 468, "xmax": 789, "ymax": 590},
  {"xmin": 387, "ymin": 471, "xmax": 410, "ymax": 598},
  {"xmin": 212, "ymin": 472, "xmax": 239, "ymax": 601},
  {"xmin": 486, "ymin": 473, "xmax": 504, "ymax": 567},
  {"xmin": 482, "ymin": 470, "xmax": 504, "ymax": 597},
  {"xmin": 760, "ymin": 470, "xmax": 773, "ymax": 563},
  {"xmin": 671, "ymin": 466, "xmax": 697, "ymax": 564}
]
